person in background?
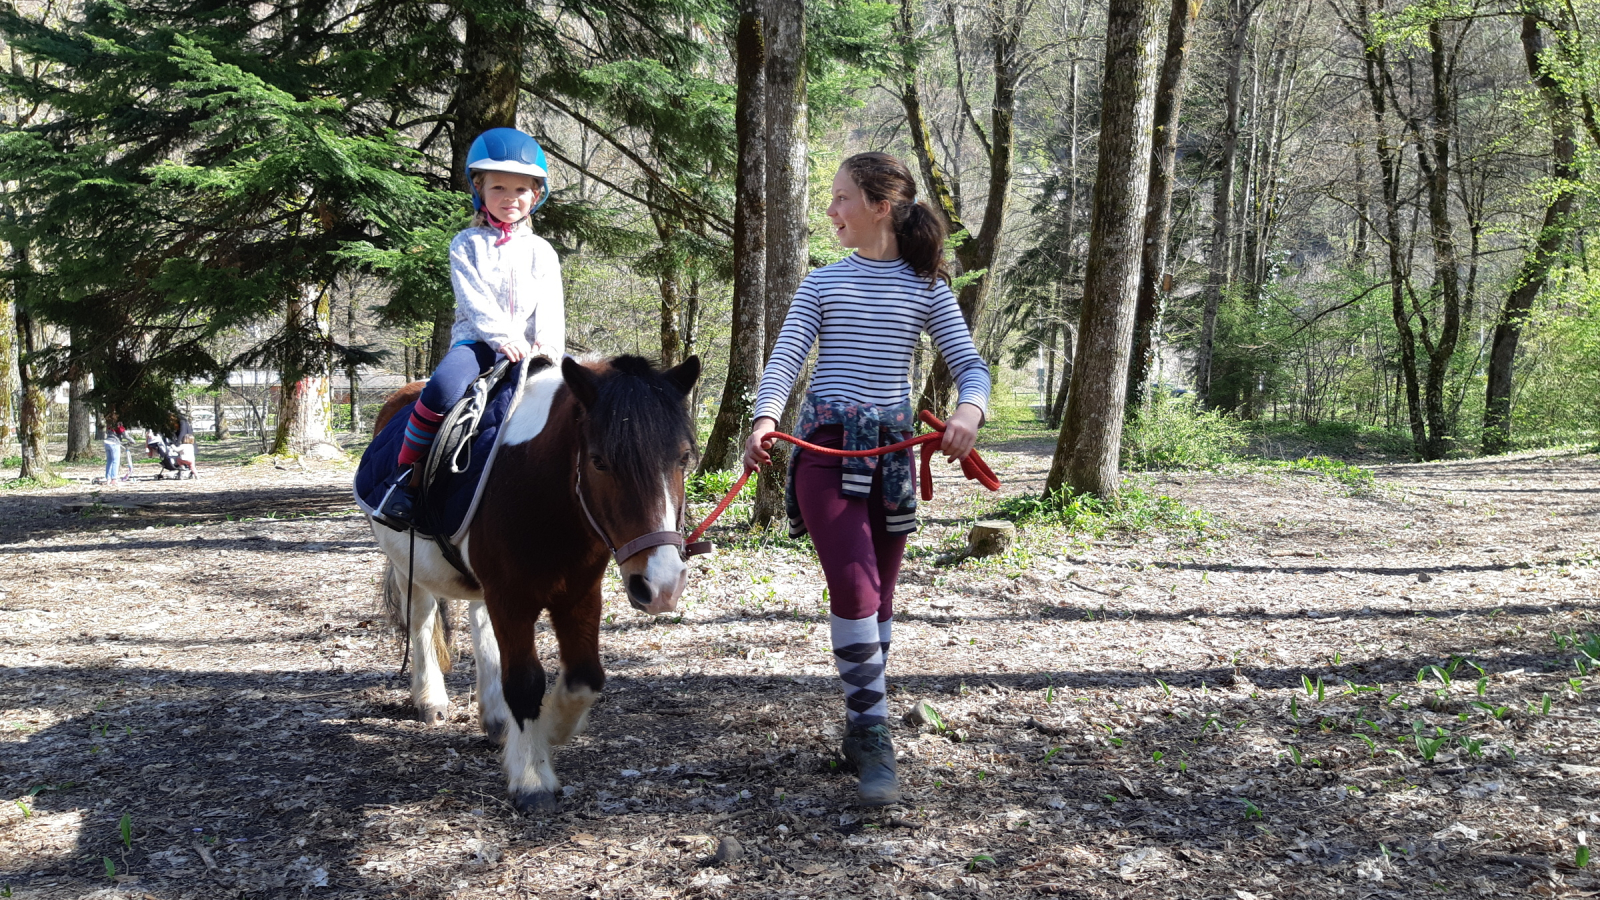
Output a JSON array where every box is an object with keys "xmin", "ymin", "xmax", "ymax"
[
  {"xmin": 103, "ymin": 420, "xmax": 134, "ymax": 483},
  {"xmin": 176, "ymin": 435, "xmax": 199, "ymax": 479}
]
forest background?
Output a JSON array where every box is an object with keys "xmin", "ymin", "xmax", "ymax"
[{"xmin": 1, "ymin": 0, "xmax": 1598, "ymax": 505}]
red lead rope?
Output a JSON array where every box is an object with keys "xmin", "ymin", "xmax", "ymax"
[{"xmin": 685, "ymin": 410, "xmax": 1001, "ymax": 547}]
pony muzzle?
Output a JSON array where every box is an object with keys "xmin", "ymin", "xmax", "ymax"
[{"xmin": 623, "ymin": 546, "xmax": 688, "ymax": 615}]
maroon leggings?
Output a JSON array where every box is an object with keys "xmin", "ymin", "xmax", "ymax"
[{"xmin": 793, "ymin": 425, "xmax": 908, "ymax": 622}]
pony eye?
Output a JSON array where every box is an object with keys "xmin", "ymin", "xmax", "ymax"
[{"xmin": 590, "ymin": 455, "xmax": 608, "ymax": 471}]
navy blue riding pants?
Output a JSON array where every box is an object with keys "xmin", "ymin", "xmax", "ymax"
[{"xmin": 420, "ymin": 341, "xmax": 499, "ymax": 413}]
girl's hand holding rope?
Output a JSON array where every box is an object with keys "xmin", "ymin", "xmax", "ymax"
[
  {"xmin": 743, "ymin": 416, "xmax": 780, "ymax": 471},
  {"xmin": 694, "ymin": 410, "xmax": 999, "ymax": 548}
]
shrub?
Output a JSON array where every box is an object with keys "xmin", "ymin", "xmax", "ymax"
[
  {"xmin": 993, "ymin": 484, "xmax": 1219, "ymax": 541},
  {"xmin": 1272, "ymin": 455, "xmax": 1376, "ymax": 493},
  {"xmin": 687, "ymin": 469, "xmax": 750, "ymax": 503},
  {"xmin": 1123, "ymin": 393, "xmax": 1245, "ymax": 471}
]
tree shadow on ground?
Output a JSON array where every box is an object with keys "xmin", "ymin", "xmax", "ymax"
[
  {"xmin": 0, "ymin": 484, "xmax": 359, "ymax": 546},
  {"xmin": 5, "ymin": 632, "xmax": 1593, "ymax": 899}
]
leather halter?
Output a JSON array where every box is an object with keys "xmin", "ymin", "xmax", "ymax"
[{"xmin": 573, "ymin": 453, "xmax": 711, "ymax": 566}]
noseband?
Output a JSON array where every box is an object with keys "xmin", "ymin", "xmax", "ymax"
[{"xmin": 573, "ymin": 453, "xmax": 711, "ymax": 566}]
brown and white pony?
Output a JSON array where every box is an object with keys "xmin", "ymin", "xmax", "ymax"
[{"xmin": 367, "ymin": 354, "xmax": 701, "ymax": 813}]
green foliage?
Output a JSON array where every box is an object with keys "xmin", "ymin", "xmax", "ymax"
[
  {"xmin": 687, "ymin": 469, "xmax": 750, "ymax": 504},
  {"xmin": 1501, "ymin": 262, "xmax": 1600, "ymax": 450},
  {"xmin": 1123, "ymin": 392, "xmax": 1246, "ymax": 471},
  {"xmin": 993, "ymin": 484, "xmax": 1218, "ymax": 541},
  {"xmin": 1262, "ymin": 456, "xmax": 1377, "ymax": 493},
  {"xmin": 0, "ymin": 2, "xmax": 449, "ymax": 425}
]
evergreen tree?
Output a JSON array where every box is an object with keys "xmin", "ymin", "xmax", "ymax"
[{"xmin": 0, "ymin": 2, "xmax": 455, "ymax": 449}]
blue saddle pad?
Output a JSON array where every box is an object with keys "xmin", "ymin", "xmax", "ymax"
[{"xmin": 354, "ymin": 359, "xmax": 532, "ymax": 539}]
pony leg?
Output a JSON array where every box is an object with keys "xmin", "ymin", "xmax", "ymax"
[
  {"xmin": 484, "ymin": 600, "xmax": 561, "ymax": 813},
  {"xmin": 467, "ymin": 599, "xmax": 511, "ymax": 745},
  {"xmin": 404, "ymin": 580, "xmax": 451, "ymax": 726},
  {"xmin": 541, "ymin": 591, "xmax": 605, "ymax": 747}
]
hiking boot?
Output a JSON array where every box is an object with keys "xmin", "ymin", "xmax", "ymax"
[
  {"xmin": 373, "ymin": 467, "xmax": 418, "ymax": 531},
  {"xmin": 841, "ymin": 722, "xmax": 901, "ymax": 806}
]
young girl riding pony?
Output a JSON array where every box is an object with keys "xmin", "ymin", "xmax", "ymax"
[
  {"xmin": 745, "ymin": 152, "xmax": 989, "ymax": 806},
  {"xmin": 375, "ymin": 128, "xmax": 565, "ymax": 530}
]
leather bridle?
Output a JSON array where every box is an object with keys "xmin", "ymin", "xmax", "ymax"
[{"xmin": 573, "ymin": 452, "xmax": 711, "ymax": 566}]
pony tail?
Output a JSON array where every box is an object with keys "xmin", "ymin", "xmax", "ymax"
[{"xmin": 896, "ymin": 200, "xmax": 949, "ymax": 285}]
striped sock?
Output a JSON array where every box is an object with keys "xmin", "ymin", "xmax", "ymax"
[
  {"xmin": 397, "ymin": 401, "xmax": 445, "ymax": 467},
  {"xmin": 831, "ymin": 614, "xmax": 888, "ymax": 726},
  {"xmin": 879, "ymin": 616, "xmax": 892, "ymax": 663}
]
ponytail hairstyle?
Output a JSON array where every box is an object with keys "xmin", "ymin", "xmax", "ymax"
[{"xmin": 841, "ymin": 151, "xmax": 949, "ymax": 285}]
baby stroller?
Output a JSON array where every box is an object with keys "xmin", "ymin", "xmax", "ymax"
[{"xmin": 146, "ymin": 434, "xmax": 189, "ymax": 479}]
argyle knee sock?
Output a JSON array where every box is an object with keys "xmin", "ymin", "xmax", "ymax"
[
  {"xmin": 831, "ymin": 614, "xmax": 888, "ymax": 726},
  {"xmin": 879, "ymin": 616, "xmax": 892, "ymax": 663},
  {"xmin": 397, "ymin": 401, "xmax": 445, "ymax": 468}
]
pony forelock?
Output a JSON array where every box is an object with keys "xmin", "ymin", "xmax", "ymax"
[{"xmin": 585, "ymin": 355, "xmax": 695, "ymax": 491}]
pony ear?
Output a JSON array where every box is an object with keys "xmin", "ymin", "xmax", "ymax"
[
  {"xmin": 562, "ymin": 356, "xmax": 599, "ymax": 410},
  {"xmin": 663, "ymin": 355, "xmax": 701, "ymax": 396}
]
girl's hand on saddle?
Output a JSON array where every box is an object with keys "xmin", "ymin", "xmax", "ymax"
[
  {"xmin": 743, "ymin": 417, "xmax": 778, "ymax": 471},
  {"xmin": 499, "ymin": 340, "xmax": 530, "ymax": 362},
  {"xmin": 941, "ymin": 402, "xmax": 983, "ymax": 462}
]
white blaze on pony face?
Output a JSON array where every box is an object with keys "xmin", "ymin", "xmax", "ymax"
[
  {"xmin": 619, "ymin": 474, "xmax": 689, "ymax": 615},
  {"xmin": 500, "ymin": 365, "xmax": 566, "ymax": 446}
]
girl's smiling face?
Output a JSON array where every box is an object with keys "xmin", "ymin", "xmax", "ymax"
[
  {"xmin": 826, "ymin": 166, "xmax": 893, "ymax": 254},
  {"xmin": 480, "ymin": 171, "xmax": 543, "ymax": 224}
]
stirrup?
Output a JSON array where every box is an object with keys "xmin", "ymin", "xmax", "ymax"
[{"xmin": 372, "ymin": 469, "xmax": 418, "ymax": 532}]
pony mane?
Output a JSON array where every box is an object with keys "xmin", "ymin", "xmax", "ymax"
[{"xmin": 586, "ymin": 355, "xmax": 695, "ymax": 491}]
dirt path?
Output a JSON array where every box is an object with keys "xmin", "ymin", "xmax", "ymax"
[{"xmin": 1, "ymin": 444, "xmax": 1597, "ymax": 899}]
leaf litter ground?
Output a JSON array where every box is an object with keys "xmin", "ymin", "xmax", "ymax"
[{"xmin": 0, "ymin": 440, "xmax": 1597, "ymax": 899}]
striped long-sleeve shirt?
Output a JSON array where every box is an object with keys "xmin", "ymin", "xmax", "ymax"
[{"xmin": 752, "ymin": 254, "xmax": 991, "ymax": 422}]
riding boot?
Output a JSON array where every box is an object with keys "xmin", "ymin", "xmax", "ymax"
[
  {"xmin": 373, "ymin": 466, "xmax": 419, "ymax": 532},
  {"xmin": 841, "ymin": 721, "xmax": 901, "ymax": 806}
]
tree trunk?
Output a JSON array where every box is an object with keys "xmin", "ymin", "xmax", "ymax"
[
  {"xmin": 0, "ymin": 281, "xmax": 15, "ymax": 457},
  {"xmin": 1483, "ymin": 15, "xmax": 1576, "ymax": 455},
  {"xmin": 214, "ymin": 390, "xmax": 229, "ymax": 440},
  {"xmin": 1044, "ymin": 0, "xmax": 1162, "ymax": 498},
  {"xmin": 917, "ymin": 1, "xmax": 1023, "ymax": 416},
  {"xmin": 1128, "ymin": 0, "xmax": 1199, "ymax": 413},
  {"xmin": 435, "ymin": 0, "xmax": 524, "ymax": 364},
  {"xmin": 345, "ymin": 292, "xmax": 361, "ymax": 436},
  {"xmin": 655, "ymin": 218, "xmax": 684, "ymax": 369},
  {"xmin": 1347, "ymin": 0, "xmax": 1425, "ymax": 455},
  {"xmin": 1196, "ymin": 0, "xmax": 1257, "ymax": 404},
  {"xmin": 1414, "ymin": 19, "xmax": 1465, "ymax": 461},
  {"xmin": 753, "ymin": 0, "xmax": 808, "ymax": 529},
  {"xmin": 15, "ymin": 308, "xmax": 51, "ymax": 480},
  {"xmin": 65, "ymin": 373, "xmax": 93, "ymax": 461},
  {"xmin": 699, "ymin": 0, "xmax": 767, "ymax": 474},
  {"xmin": 271, "ymin": 286, "xmax": 333, "ymax": 456},
  {"xmin": 896, "ymin": 0, "xmax": 967, "ymax": 242},
  {"xmin": 65, "ymin": 327, "xmax": 94, "ymax": 462}
]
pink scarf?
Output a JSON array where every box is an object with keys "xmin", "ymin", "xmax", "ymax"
[{"xmin": 485, "ymin": 213, "xmax": 517, "ymax": 247}]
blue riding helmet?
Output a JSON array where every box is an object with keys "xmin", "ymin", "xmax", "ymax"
[{"xmin": 465, "ymin": 128, "xmax": 549, "ymax": 212}]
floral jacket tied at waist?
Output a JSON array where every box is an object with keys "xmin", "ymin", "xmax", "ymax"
[{"xmin": 785, "ymin": 393, "xmax": 919, "ymax": 538}]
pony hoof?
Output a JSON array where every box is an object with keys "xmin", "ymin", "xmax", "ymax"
[
  {"xmin": 418, "ymin": 704, "xmax": 449, "ymax": 726},
  {"xmin": 482, "ymin": 717, "xmax": 509, "ymax": 745},
  {"xmin": 512, "ymin": 790, "xmax": 560, "ymax": 815}
]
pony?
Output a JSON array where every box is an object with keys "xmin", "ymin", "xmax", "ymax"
[{"xmin": 367, "ymin": 354, "xmax": 701, "ymax": 812}]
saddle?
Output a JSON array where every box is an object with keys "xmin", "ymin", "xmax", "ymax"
[
  {"xmin": 355, "ymin": 357, "xmax": 547, "ymax": 583},
  {"xmin": 415, "ymin": 358, "xmax": 543, "ymax": 579}
]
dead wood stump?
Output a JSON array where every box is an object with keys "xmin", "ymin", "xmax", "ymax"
[{"xmin": 967, "ymin": 520, "xmax": 1015, "ymax": 557}]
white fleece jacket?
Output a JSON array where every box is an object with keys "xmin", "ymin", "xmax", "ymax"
[{"xmin": 448, "ymin": 225, "xmax": 565, "ymax": 357}]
